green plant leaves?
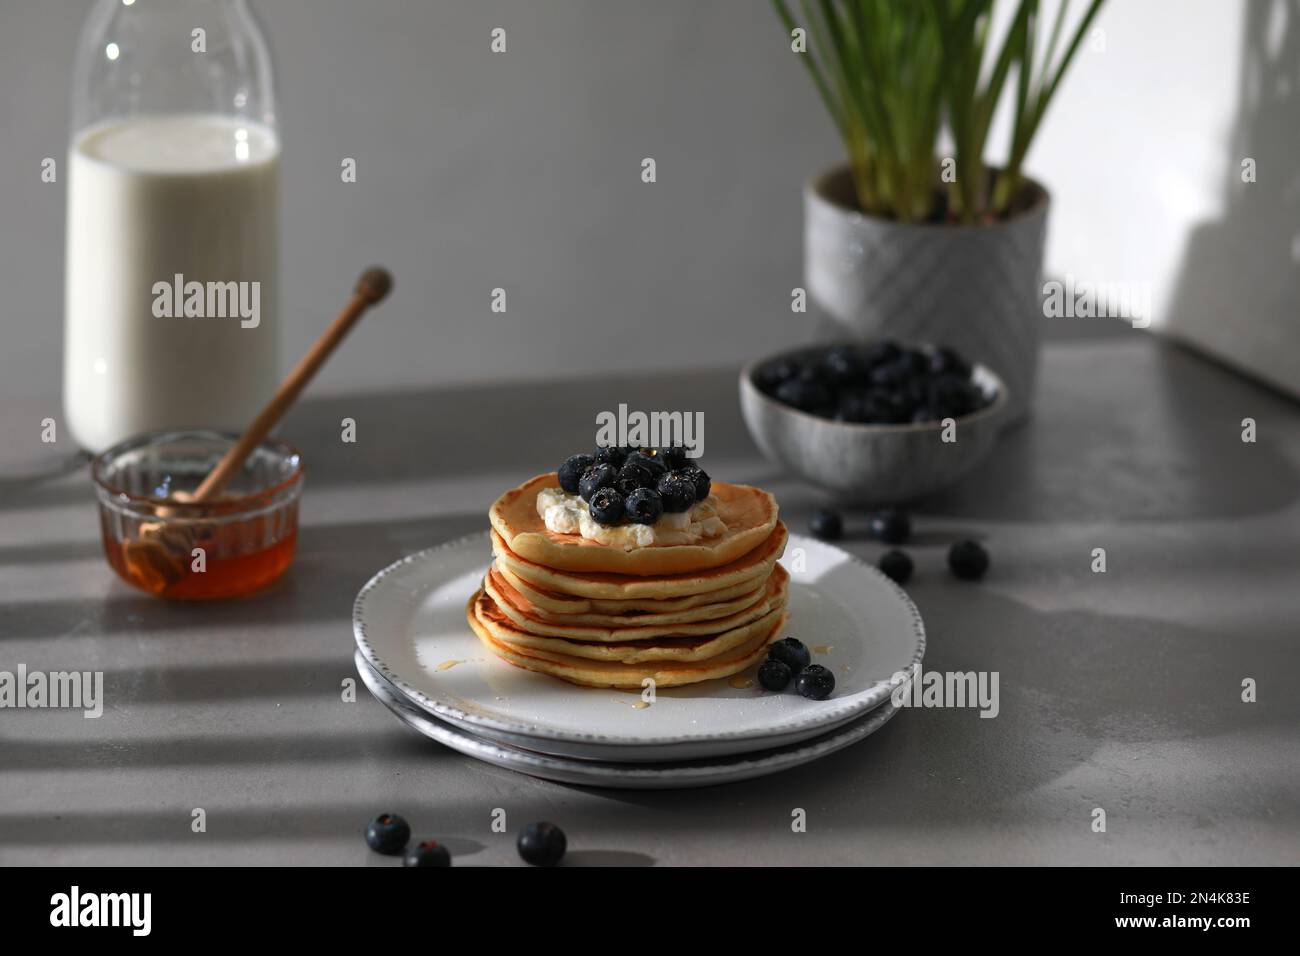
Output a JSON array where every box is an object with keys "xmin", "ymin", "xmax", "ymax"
[{"xmin": 775, "ymin": 0, "xmax": 1107, "ymax": 221}]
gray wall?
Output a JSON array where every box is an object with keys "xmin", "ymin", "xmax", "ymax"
[{"xmin": 0, "ymin": 0, "xmax": 838, "ymax": 406}]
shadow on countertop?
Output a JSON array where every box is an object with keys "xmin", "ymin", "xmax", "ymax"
[
  {"xmin": 2, "ymin": 590, "xmax": 1294, "ymax": 862},
  {"xmin": 913, "ymin": 338, "xmax": 1300, "ymax": 523},
  {"xmin": 552, "ymin": 590, "xmax": 1300, "ymax": 839},
  {"xmin": 2, "ymin": 337, "xmax": 1297, "ymax": 526},
  {"xmin": 0, "ymin": 510, "xmax": 481, "ymax": 641}
]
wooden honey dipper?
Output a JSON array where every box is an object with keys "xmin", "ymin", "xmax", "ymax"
[{"xmin": 124, "ymin": 267, "xmax": 393, "ymax": 592}]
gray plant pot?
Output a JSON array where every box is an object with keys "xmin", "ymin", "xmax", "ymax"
[{"xmin": 805, "ymin": 165, "xmax": 1049, "ymax": 423}]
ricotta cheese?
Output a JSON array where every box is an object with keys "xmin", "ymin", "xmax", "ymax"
[{"xmin": 536, "ymin": 487, "xmax": 726, "ymax": 550}]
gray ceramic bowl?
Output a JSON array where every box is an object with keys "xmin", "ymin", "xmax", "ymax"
[{"xmin": 740, "ymin": 346, "xmax": 1008, "ymax": 505}]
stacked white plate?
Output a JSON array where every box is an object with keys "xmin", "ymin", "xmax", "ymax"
[{"xmin": 352, "ymin": 532, "xmax": 925, "ymax": 789}]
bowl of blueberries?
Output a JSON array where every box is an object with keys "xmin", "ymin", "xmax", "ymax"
[{"xmin": 740, "ymin": 340, "xmax": 1007, "ymax": 504}]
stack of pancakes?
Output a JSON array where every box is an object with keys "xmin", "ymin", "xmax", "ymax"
[{"xmin": 469, "ymin": 473, "xmax": 789, "ymax": 688}]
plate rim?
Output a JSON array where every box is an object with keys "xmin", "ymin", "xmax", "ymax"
[
  {"xmin": 357, "ymin": 650, "xmax": 903, "ymax": 783},
  {"xmin": 353, "ymin": 530, "xmax": 925, "ymax": 748}
]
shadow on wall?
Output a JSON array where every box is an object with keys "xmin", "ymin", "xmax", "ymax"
[{"xmin": 1164, "ymin": 0, "xmax": 1300, "ymax": 400}]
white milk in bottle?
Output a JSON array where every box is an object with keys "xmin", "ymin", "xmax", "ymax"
[{"xmin": 64, "ymin": 114, "xmax": 280, "ymax": 451}]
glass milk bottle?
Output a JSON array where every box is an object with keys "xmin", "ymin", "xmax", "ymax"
[{"xmin": 65, "ymin": 0, "xmax": 280, "ymax": 452}]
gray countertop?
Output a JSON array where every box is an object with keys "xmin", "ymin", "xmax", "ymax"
[{"xmin": 2, "ymin": 334, "xmax": 1298, "ymax": 866}]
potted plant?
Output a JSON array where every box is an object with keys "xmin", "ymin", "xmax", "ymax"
[{"xmin": 775, "ymin": 0, "xmax": 1105, "ymax": 421}]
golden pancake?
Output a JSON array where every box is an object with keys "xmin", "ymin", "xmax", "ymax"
[
  {"xmin": 489, "ymin": 473, "xmax": 779, "ymax": 575},
  {"xmin": 487, "ymin": 563, "xmax": 774, "ymax": 627},
  {"xmin": 473, "ymin": 589, "xmax": 787, "ymax": 663},
  {"xmin": 495, "ymin": 561, "xmax": 766, "ymax": 615},
  {"xmin": 469, "ymin": 591, "xmax": 787, "ymax": 688},
  {"xmin": 491, "ymin": 522, "xmax": 787, "ymax": 600},
  {"xmin": 482, "ymin": 563, "xmax": 788, "ymax": 642}
]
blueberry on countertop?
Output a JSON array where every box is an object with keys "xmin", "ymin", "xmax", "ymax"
[
  {"xmin": 948, "ymin": 540, "xmax": 990, "ymax": 580},
  {"xmin": 808, "ymin": 508, "xmax": 843, "ymax": 541},
  {"xmin": 796, "ymin": 664, "xmax": 836, "ymax": 700},
  {"xmin": 517, "ymin": 822, "xmax": 567, "ymax": 867},
  {"xmin": 403, "ymin": 839, "xmax": 452, "ymax": 867},
  {"xmin": 757, "ymin": 658, "xmax": 793, "ymax": 692},
  {"xmin": 768, "ymin": 636, "xmax": 811, "ymax": 674},
  {"xmin": 593, "ymin": 445, "xmax": 627, "ymax": 468},
  {"xmin": 557, "ymin": 454, "xmax": 594, "ymax": 494},
  {"xmin": 365, "ymin": 813, "xmax": 411, "ymax": 855},
  {"xmin": 615, "ymin": 460, "xmax": 655, "ymax": 495},
  {"xmin": 878, "ymin": 549, "xmax": 913, "ymax": 585},
  {"xmin": 677, "ymin": 465, "xmax": 710, "ymax": 501},
  {"xmin": 625, "ymin": 487, "xmax": 664, "ymax": 525},
  {"xmin": 588, "ymin": 486, "xmax": 625, "ymax": 525},
  {"xmin": 869, "ymin": 507, "xmax": 911, "ymax": 544},
  {"xmin": 578, "ymin": 463, "xmax": 617, "ymax": 502},
  {"xmin": 657, "ymin": 473, "xmax": 696, "ymax": 513}
]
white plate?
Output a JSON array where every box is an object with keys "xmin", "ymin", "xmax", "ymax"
[
  {"xmin": 353, "ymin": 531, "xmax": 925, "ymax": 763},
  {"xmin": 357, "ymin": 651, "xmax": 902, "ymax": 790}
]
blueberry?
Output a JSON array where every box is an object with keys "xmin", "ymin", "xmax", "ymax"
[
  {"xmin": 879, "ymin": 549, "xmax": 913, "ymax": 584},
  {"xmin": 578, "ymin": 463, "xmax": 617, "ymax": 502},
  {"xmin": 903, "ymin": 376, "xmax": 929, "ymax": 407},
  {"xmin": 808, "ymin": 508, "xmax": 843, "ymax": 541},
  {"xmin": 615, "ymin": 460, "xmax": 655, "ymax": 495},
  {"xmin": 677, "ymin": 465, "xmax": 710, "ymax": 501},
  {"xmin": 876, "ymin": 389, "xmax": 915, "ymax": 423},
  {"xmin": 656, "ymin": 446, "xmax": 688, "ymax": 471},
  {"xmin": 593, "ymin": 446, "xmax": 627, "ymax": 468},
  {"xmin": 657, "ymin": 473, "xmax": 696, "ymax": 513},
  {"xmin": 864, "ymin": 391, "xmax": 905, "ymax": 424},
  {"xmin": 756, "ymin": 358, "xmax": 800, "ymax": 393},
  {"xmin": 929, "ymin": 374, "xmax": 980, "ymax": 418},
  {"xmin": 898, "ymin": 348, "xmax": 930, "ymax": 377},
  {"xmin": 795, "ymin": 664, "xmax": 836, "ymax": 700},
  {"xmin": 588, "ymin": 486, "xmax": 625, "ymax": 525},
  {"xmin": 768, "ymin": 637, "xmax": 811, "ymax": 673},
  {"xmin": 869, "ymin": 507, "xmax": 910, "ymax": 544},
  {"xmin": 625, "ymin": 487, "xmax": 664, "ymax": 524},
  {"xmin": 403, "ymin": 839, "xmax": 452, "ymax": 867},
  {"xmin": 365, "ymin": 812, "xmax": 411, "ymax": 855},
  {"xmin": 625, "ymin": 451, "xmax": 666, "ymax": 478},
  {"xmin": 869, "ymin": 358, "xmax": 909, "ymax": 391},
  {"xmin": 948, "ymin": 540, "xmax": 989, "ymax": 580},
  {"xmin": 911, "ymin": 405, "xmax": 940, "ymax": 423},
  {"xmin": 821, "ymin": 345, "xmax": 867, "ymax": 386},
  {"xmin": 757, "ymin": 658, "xmax": 793, "ymax": 691},
  {"xmin": 557, "ymin": 454, "xmax": 594, "ymax": 494},
  {"xmin": 863, "ymin": 339, "xmax": 902, "ymax": 367},
  {"xmin": 795, "ymin": 363, "xmax": 830, "ymax": 385},
  {"xmin": 929, "ymin": 346, "xmax": 972, "ymax": 378},
  {"xmin": 517, "ymin": 822, "xmax": 566, "ymax": 867},
  {"xmin": 835, "ymin": 391, "xmax": 872, "ymax": 423},
  {"xmin": 775, "ymin": 377, "xmax": 832, "ymax": 413},
  {"xmin": 891, "ymin": 397, "xmax": 920, "ymax": 422}
]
